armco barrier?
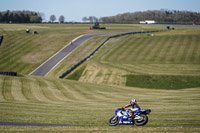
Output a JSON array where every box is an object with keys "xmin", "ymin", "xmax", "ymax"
[
  {"xmin": 0, "ymin": 34, "xmax": 3, "ymax": 46},
  {"xmin": 59, "ymin": 30, "xmax": 162, "ymax": 78},
  {"xmin": 0, "ymin": 72, "xmax": 17, "ymax": 76}
]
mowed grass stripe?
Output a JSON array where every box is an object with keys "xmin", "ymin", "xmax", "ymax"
[
  {"xmin": 11, "ymin": 77, "xmax": 28, "ymax": 102},
  {"xmin": 165, "ymin": 36, "xmax": 182, "ymax": 63},
  {"xmin": 1, "ymin": 32, "xmax": 32, "ymax": 54},
  {"xmin": 146, "ymin": 36, "xmax": 167, "ymax": 63},
  {"xmin": 0, "ymin": 75, "xmax": 200, "ymax": 126},
  {"xmin": 133, "ymin": 37, "xmax": 154, "ymax": 62},
  {"xmin": 21, "ymin": 78, "xmax": 40, "ymax": 102},
  {"xmin": 114, "ymin": 37, "xmax": 134, "ymax": 62},
  {"xmin": 46, "ymin": 79, "xmax": 79, "ymax": 101},
  {"xmin": 0, "ymin": 34, "xmax": 35, "ymax": 71},
  {"xmin": 37, "ymin": 79, "xmax": 62, "ymax": 102},
  {"xmin": 126, "ymin": 37, "xmax": 152, "ymax": 63},
  {"xmin": 73, "ymin": 84, "xmax": 101, "ymax": 101},
  {"xmin": 99, "ymin": 31, "xmax": 200, "ymax": 75},
  {"xmin": 0, "ymin": 77, "xmax": 6, "ymax": 101},
  {"xmin": 2, "ymin": 76, "xmax": 15, "ymax": 101},
  {"xmin": 157, "ymin": 36, "xmax": 175, "ymax": 63},
  {"xmin": 80, "ymin": 65, "xmax": 127, "ymax": 86},
  {"xmin": 185, "ymin": 36, "xmax": 197, "ymax": 63},
  {"xmin": 152, "ymin": 36, "xmax": 172, "ymax": 63},
  {"xmin": 67, "ymin": 84, "xmax": 92, "ymax": 101},
  {"xmin": 29, "ymin": 77, "xmax": 52, "ymax": 102},
  {"xmin": 117, "ymin": 37, "xmax": 143, "ymax": 63},
  {"xmin": 129, "ymin": 64, "xmax": 200, "ymax": 75},
  {"xmin": 173, "ymin": 35, "xmax": 189, "ymax": 63},
  {"xmin": 180, "ymin": 36, "xmax": 192, "ymax": 63},
  {"xmin": 193, "ymin": 37, "xmax": 200, "ymax": 63},
  {"xmin": 41, "ymin": 79, "xmax": 73, "ymax": 102},
  {"xmin": 122, "ymin": 37, "xmax": 147, "ymax": 62},
  {"xmin": 142, "ymin": 35, "xmax": 160, "ymax": 62}
]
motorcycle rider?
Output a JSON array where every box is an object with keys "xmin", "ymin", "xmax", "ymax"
[{"xmin": 120, "ymin": 99, "xmax": 141, "ymax": 117}]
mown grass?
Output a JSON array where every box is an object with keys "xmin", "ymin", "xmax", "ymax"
[
  {"xmin": 71, "ymin": 28, "xmax": 200, "ymax": 88},
  {"xmin": 0, "ymin": 75, "xmax": 200, "ymax": 132},
  {"xmin": 0, "ymin": 23, "xmax": 166, "ymax": 76},
  {"xmin": 48, "ymin": 26, "xmax": 200, "ymax": 88},
  {"xmin": 66, "ymin": 65, "xmax": 86, "ymax": 80},
  {"xmin": 99, "ymin": 29, "xmax": 200, "ymax": 69},
  {"xmin": 0, "ymin": 24, "xmax": 200, "ymax": 132},
  {"xmin": 126, "ymin": 75, "xmax": 200, "ymax": 89},
  {"xmin": 0, "ymin": 24, "xmax": 86, "ymax": 74}
]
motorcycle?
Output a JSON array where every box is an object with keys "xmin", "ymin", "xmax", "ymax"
[{"xmin": 109, "ymin": 108, "xmax": 151, "ymax": 126}]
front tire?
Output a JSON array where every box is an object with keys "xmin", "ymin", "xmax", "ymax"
[
  {"xmin": 134, "ymin": 114, "xmax": 148, "ymax": 126},
  {"xmin": 109, "ymin": 115, "xmax": 120, "ymax": 126}
]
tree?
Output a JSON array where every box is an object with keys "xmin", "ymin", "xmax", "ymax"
[
  {"xmin": 88, "ymin": 16, "xmax": 98, "ymax": 23},
  {"xmin": 0, "ymin": 13, "xmax": 2, "ymax": 22},
  {"xmin": 59, "ymin": 15, "xmax": 65, "ymax": 23},
  {"xmin": 30, "ymin": 16, "xmax": 42, "ymax": 23},
  {"xmin": 0, "ymin": 10, "xmax": 44, "ymax": 23},
  {"xmin": 50, "ymin": 15, "xmax": 56, "ymax": 22},
  {"xmin": 38, "ymin": 12, "xmax": 45, "ymax": 22},
  {"xmin": 99, "ymin": 10, "xmax": 200, "ymax": 24},
  {"xmin": 82, "ymin": 16, "xmax": 88, "ymax": 22}
]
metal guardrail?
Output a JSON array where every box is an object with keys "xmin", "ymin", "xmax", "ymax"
[
  {"xmin": 0, "ymin": 72, "xmax": 17, "ymax": 76},
  {"xmin": 0, "ymin": 34, "xmax": 3, "ymax": 46},
  {"xmin": 59, "ymin": 30, "xmax": 163, "ymax": 78}
]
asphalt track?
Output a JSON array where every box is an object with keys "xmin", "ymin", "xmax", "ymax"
[
  {"xmin": 0, "ymin": 121, "xmax": 104, "ymax": 127},
  {"xmin": 29, "ymin": 32, "xmax": 119, "ymax": 76},
  {"xmin": 0, "ymin": 121, "xmax": 200, "ymax": 128}
]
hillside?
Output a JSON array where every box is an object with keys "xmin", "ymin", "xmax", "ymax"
[
  {"xmin": 0, "ymin": 24, "xmax": 112, "ymax": 75},
  {"xmin": 0, "ymin": 24, "xmax": 166, "ymax": 75},
  {"xmin": 0, "ymin": 24, "xmax": 200, "ymax": 132},
  {"xmin": 0, "ymin": 75, "xmax": 200, "ymax": 132},
  {"xmin": 63, "ymin": 28, "xmax": 200, "ymax": 89}
]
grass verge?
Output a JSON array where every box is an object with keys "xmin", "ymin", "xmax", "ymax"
[
  {"xmin": 126, "ymin": 75, "xmax": 200, "ymax": 89},
  {"xmin": 66, "ymin": 65, "xmax": 86, "ymax": 80}
]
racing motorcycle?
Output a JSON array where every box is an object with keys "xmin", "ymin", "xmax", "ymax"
[{"xmin": 109, "ymin": 108, "xmax": 151, "ymax": 126}]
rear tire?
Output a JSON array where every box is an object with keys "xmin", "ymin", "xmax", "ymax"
[
  {"xmin": 134, "ymin": 114, "xmax": 148, "ymax": 126},
  {"xmin": 109, "ymin": 115, "xmax": 120, "ymax": 126}
]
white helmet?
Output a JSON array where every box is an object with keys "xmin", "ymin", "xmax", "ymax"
[{"xmin": 130, "ymin": 99, "xmax": 136, "ymax": 105}]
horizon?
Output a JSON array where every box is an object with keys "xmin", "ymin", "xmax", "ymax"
[{"xmin": 1, "ymin": 0, "xmax": 200, "ymax": 22}]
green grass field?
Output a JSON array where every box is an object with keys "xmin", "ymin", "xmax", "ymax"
[
  {"xmin": 0, "ymin": 75, "xmax": 200, "ymax": 132},
  {"xmin": 69, "ymin": 28, "xmax": 200, "ymax": 88},
  {"xmin": 0, "ymin": 24, "xmax": 166, "ymax": 75},
  {"xmin": 0, "ymin": 24, "xmax": 200, "ymax": 132}
]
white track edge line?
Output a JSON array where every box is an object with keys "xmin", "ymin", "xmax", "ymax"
[{"xmin": 29, "ymin": 35, "xmax": 84, "ymax": 75}]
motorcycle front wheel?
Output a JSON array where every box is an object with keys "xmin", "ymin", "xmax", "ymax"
[
  {"xmin": 134, "ymin": 114, "xmax": 148, "ymax": 126},
  {"xmin": 109, "ymin": 115, "xmax": 120, "ymax": 126}
]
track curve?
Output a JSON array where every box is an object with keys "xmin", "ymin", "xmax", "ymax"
[{"xmin": 29, "ymin": 32, "xmax": 120, "ymax": 76}]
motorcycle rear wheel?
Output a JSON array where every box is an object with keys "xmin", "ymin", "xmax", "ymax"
[
  {"xmin": 134, "ymin": 114, "xmax": 148, "ymax": 126},
  {"xmin": 109, "ymin": 115, "xmax": 120, "ymax": 126}
]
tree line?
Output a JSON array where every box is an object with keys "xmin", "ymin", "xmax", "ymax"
[
  {"xmin": 1, "ymin": 9, "xmax": 199, "ymax": 24},
  {"xmin": 0, "ymin": 10, "xmax": 43, "ymax": 23},
  {"xmin": 84, "ymin": 10, "xmax": 200, "ymax": 24},
  {"xmin": 49, "ymin": 15, "xmax": 65, "ymax": 23},
  {"xmin": 0, "ymin": 10, "xmax": 66, "ymax": 23}
]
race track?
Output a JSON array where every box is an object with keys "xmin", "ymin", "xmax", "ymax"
[
  {"xmin": 0, "ymin": 121, "xmax": 199, "ymax": 128},
  {"xmin": 0, "ymin": 121, "xmax": 104, "ymax": 127},
  {"xmin": 29, "ymin": 33, "xmax": 119, "ymax": 76}
]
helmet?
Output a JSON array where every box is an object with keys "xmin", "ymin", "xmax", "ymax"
[{"xmin": 130, "ymin": 99, "xmax": 136, "ymax": 105}]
